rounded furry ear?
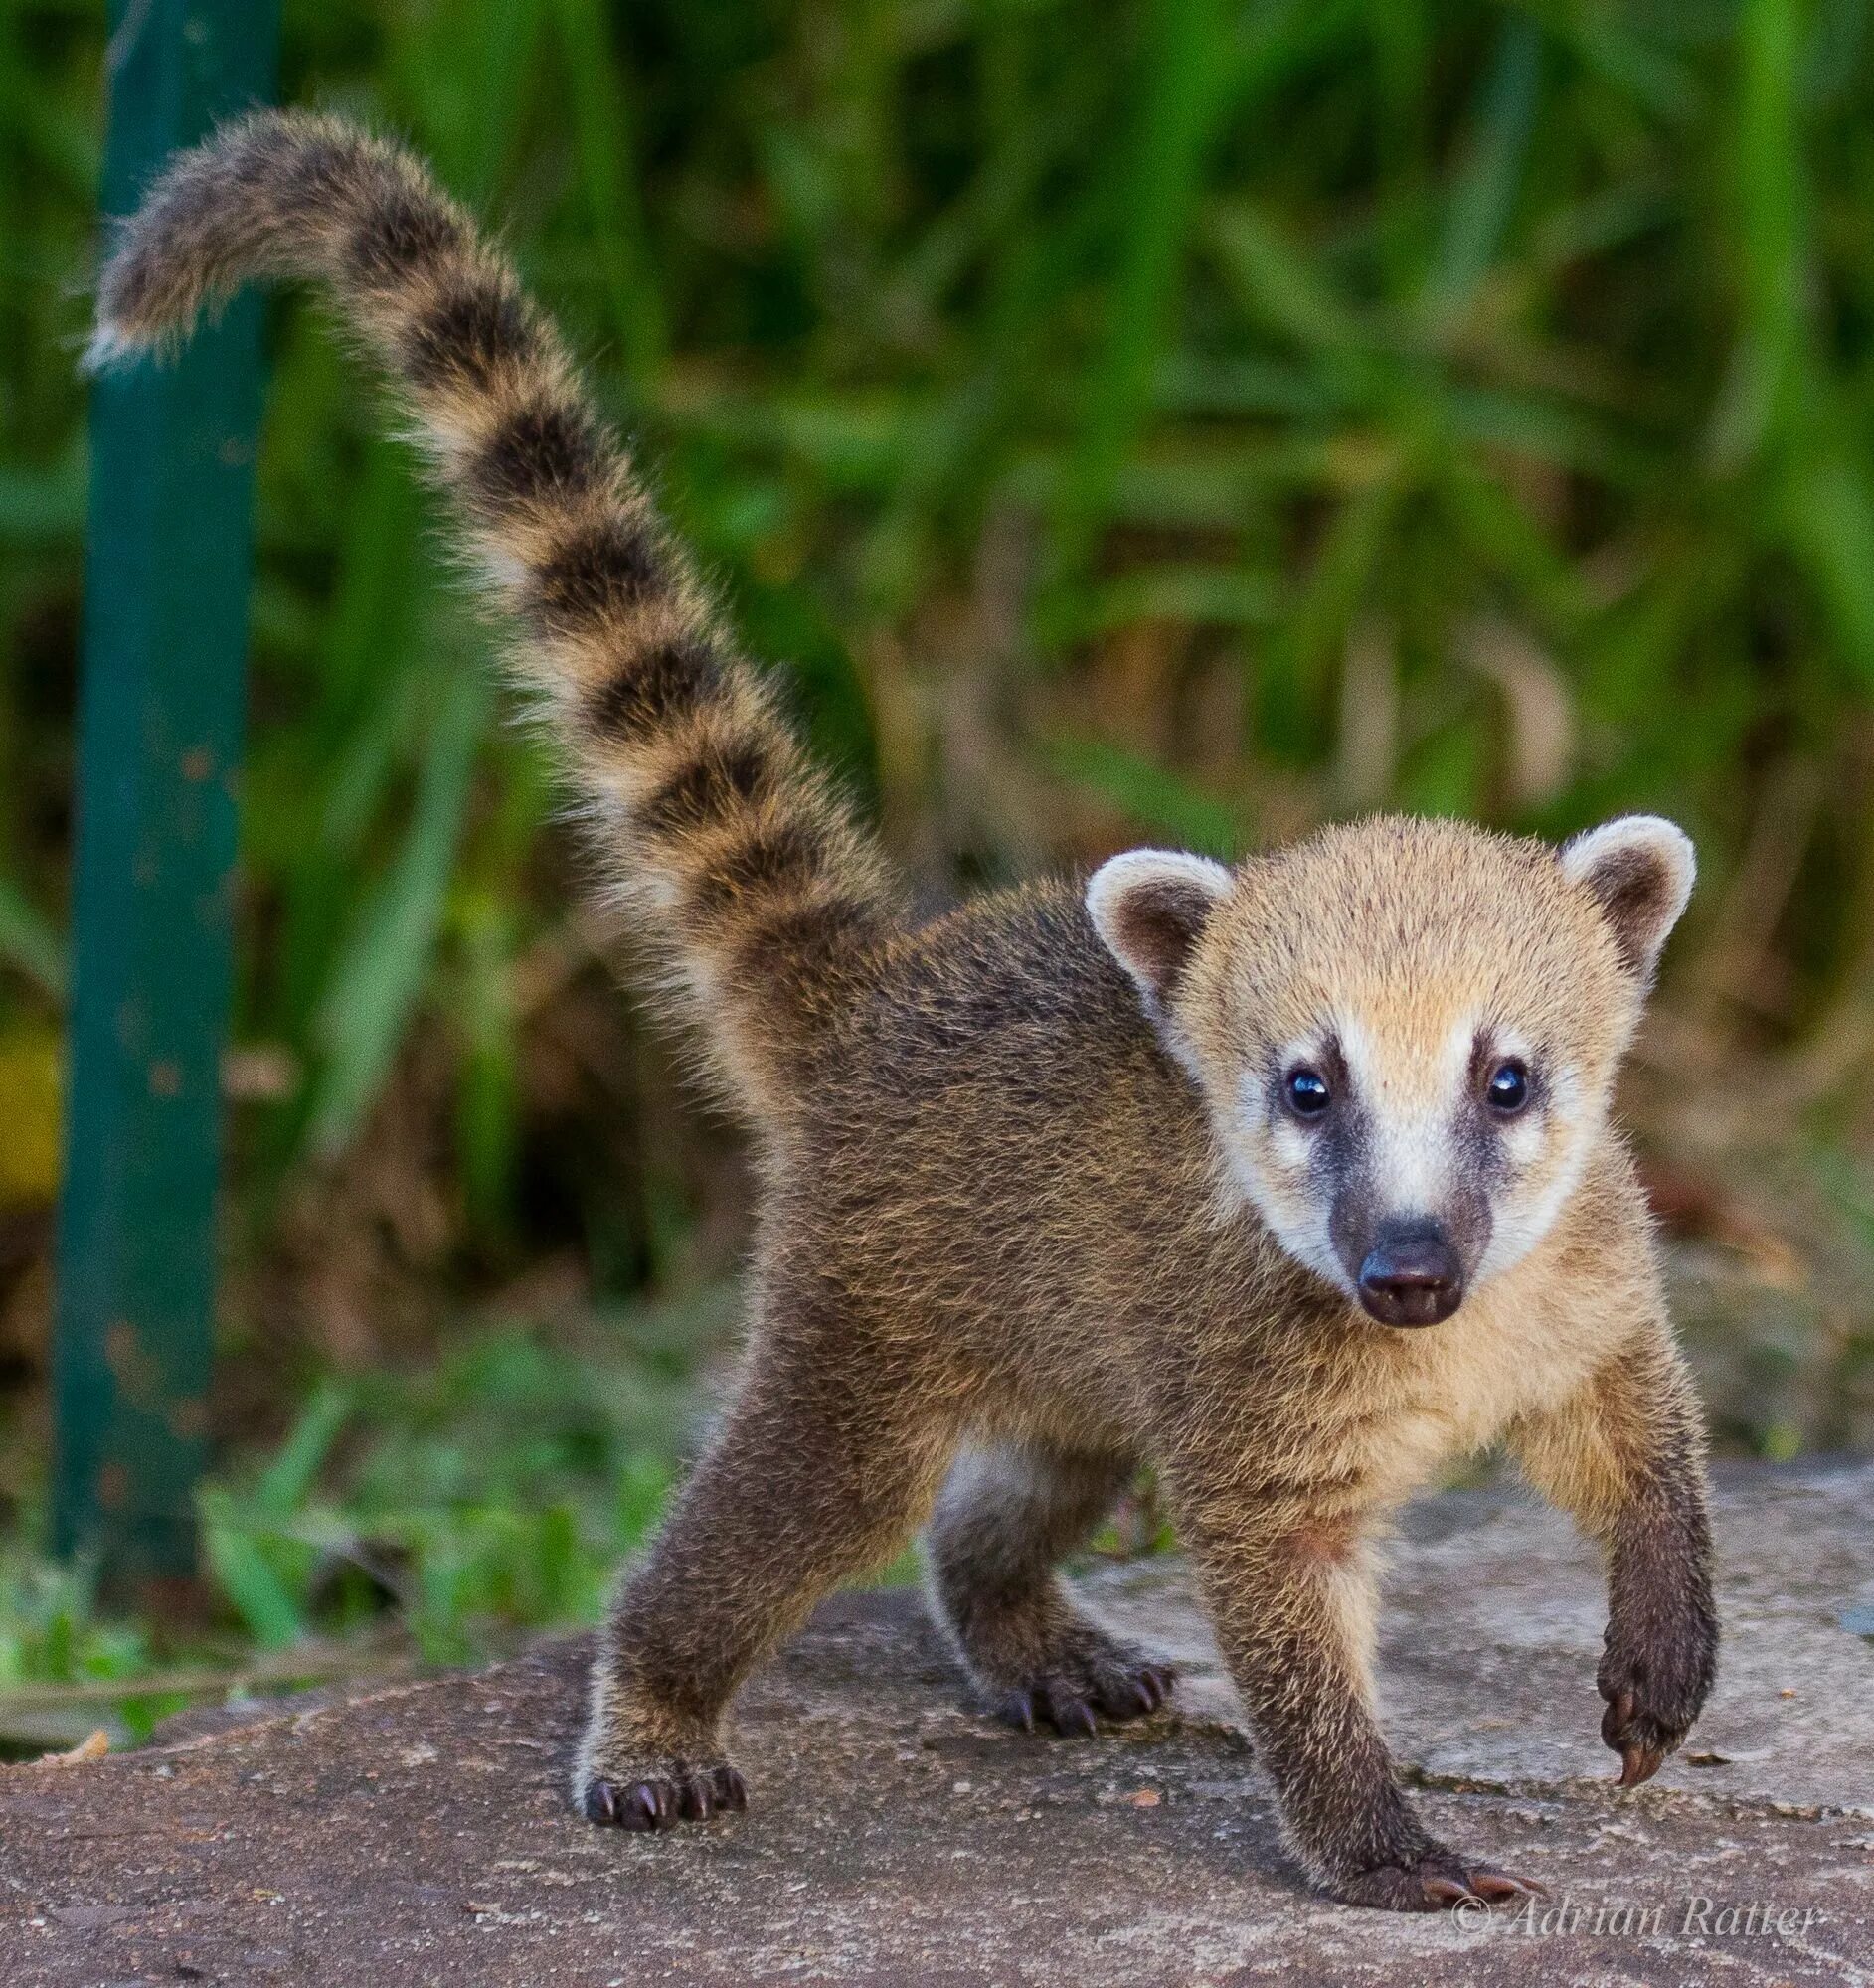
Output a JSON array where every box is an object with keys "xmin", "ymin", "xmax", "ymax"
[
  {"xmin": 1085, "ymin": 849, "xmax": 1233, "ymax": 1015},
  {"xmin": 1559, "ymin": 814, "xmax": 1695, "ymax": 985}
]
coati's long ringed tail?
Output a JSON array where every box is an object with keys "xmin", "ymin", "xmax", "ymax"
[{"xmin": 89, "ymin": 109, "xmax": 902, "ymax": 1124}]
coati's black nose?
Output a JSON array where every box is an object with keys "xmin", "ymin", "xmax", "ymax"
[{"xmin": 1357, "ymin": 1227, "xmax": 1464, "ymax": 1327}]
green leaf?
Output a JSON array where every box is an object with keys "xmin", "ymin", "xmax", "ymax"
[
  {"xmin": 1783, "ymin": 445, "xmax": 1874, "ymax": 684},
  {"xmin": 303, "ymin": 667, "xmax": 490, "ymax": 1161},
  {"xmin": 256, "ymin": 1381, "xmax": 353, "ymax": 1520},
  {"xmin": 0, "ymin": 875, "xmax": 65, "ymax": 1000},
  {"xmin": 1205, "ymin": 200, "xmax": 1371, "ymax": 357},
  {"xmin": 1708, "ymin": 0, "xmax": 1807, "ymax": 471},
  {"xmin": 547, "ymin": 0, "xmax": 665, "ymax": 383},
  {"xmin": 1045, "ymin": 0, "xmax": 1241, "ymax": 601},
  {"xmin": 200, "ymin": 1501, "xmax": 305, "ymax": 1651},
  {"xmin": 1420, "ymin": 16, "xmax": 1541, "ymax": 329},
  {"xmin": 1044, "ymin": 736, "xmax": 1242, "ymax": 857},
  {"xmin": 1076, "ymin": 565, "xmax": 1283, "ymax": 637}
]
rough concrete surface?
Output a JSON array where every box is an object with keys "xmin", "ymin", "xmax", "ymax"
[{"xmin": 1, "ymin": 1461, "xmax": 1869, "ymax": 1986}]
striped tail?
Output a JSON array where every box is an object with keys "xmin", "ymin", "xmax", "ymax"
[{"xmin": 88, "ymin": 109, "xmax": 903, "ymax": 1126}]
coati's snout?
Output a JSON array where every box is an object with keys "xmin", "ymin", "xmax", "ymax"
[
  {"xmin": 1088, "ymin": 814, "xmax": 1697, "ymax": 1313},
  {"xmin": 1276, "ymin": 1027, "xmax": 1502, "ymax": 1323},
  {"xmin": 1351, "ymin": 1220, "xmax": 1465, "ymax": 1327}
]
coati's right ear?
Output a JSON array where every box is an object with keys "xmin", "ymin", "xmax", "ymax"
[{"xmin": 1085, "ymin": 850, "xmax": 1233, "ymax": 1025}]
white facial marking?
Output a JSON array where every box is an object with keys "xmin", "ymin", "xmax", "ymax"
[
  {"xmin": 1473, "ymin": 1059, "xmax": 1596, "ymax": 1282},
  {"xmin": 1223, "ymin": 1005, "xmax": 1608, "ymax": 1306},
  {"xmin": 1227, "ymin": 1061, "xmax": 1352, "ymax": 1295},
  {"xmin": 1338, "ymin": 1011, "xmax": 1475, "ymax": 1219}
]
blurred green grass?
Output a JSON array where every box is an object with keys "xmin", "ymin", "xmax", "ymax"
[
  {"xmin": 0, "ymin": 1292, "xmax": 727, "ymax": 1752},
  {"xmin": 4, "ymin": 0, "xmax": 1874, "ymax": 1720}
]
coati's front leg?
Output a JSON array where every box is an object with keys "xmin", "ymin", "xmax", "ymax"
[
  {"xmin": 1162, "ymin": 1460, "xmax": 1545, "ymax": 1911},
  {"xmin": 1510, "ymin": 1318, "xmax": 1717, "ymax": 1787},
  {"xmin": 924, "ymin": 1443, "xmax": 1176, "ymax": 1733},
  {"xmin": 579, "ymin": 1320, "xmax": 956, "ymax": 1830}
]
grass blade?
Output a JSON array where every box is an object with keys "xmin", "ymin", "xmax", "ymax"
[
  {"xmin": 303, "ymin": 666, "xmax": 490, "ymax": 1161},
  {"xmin": 0, "ymin": 875, "xmax": 65, "ymax": 1000}
]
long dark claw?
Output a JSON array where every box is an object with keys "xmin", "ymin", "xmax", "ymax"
[
  {"xmin": 1098, "ymin": 1677, "xmax": 1152, "ymax": 1719},
  {"xmin": 1050, "ymin": 1693, "xmax": 1098, "ymax": 1740},
  {"xmin": 1618, "ymin": 1741, "xmax": 1664, "ymax": 1787},
  {"xmin": 996, "ymin": 1689, "xmax": 1037, "ymax": 1734},
  {"xmin": 585, "ymin": 1763, "xmax": 746, "ymax": 1830},
  {"xmin": 1472, "ymin": 1868, "xmax": 1546, "ymax": 1900},
  {"xmin": 1423, "ymin": 1875, "xmax": 1481, "ymax": 1907}
]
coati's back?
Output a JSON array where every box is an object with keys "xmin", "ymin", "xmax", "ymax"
[{"xmin": 776, "ymin": 882, "xmax": 1274, "ymax": 1403}]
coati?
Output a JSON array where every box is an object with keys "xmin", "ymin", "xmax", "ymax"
[{"xmin": 90, "ymin": 110, "xmax": 1718, "ymax": 1912}]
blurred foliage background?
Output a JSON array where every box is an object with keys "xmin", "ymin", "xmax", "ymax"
[{"xmin": 2, "ymin": 0, "xmax": 1874, "ymax": 1737}]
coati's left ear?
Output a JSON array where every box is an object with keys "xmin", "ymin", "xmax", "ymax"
[
  {"xmin": 1559, "ymin": 814, "xmax": 1695, "ymax": 986},
  {"xmin": 1086, "ymin": 849, "xmax": 1233, "ymax": 1021}
]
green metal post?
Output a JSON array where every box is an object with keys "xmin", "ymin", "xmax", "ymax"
[{"xmin": 53, "ymin": 0, "xmax": 278, "ymax": 1589}]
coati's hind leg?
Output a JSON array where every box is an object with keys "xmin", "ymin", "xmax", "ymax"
[
  {"xmin": 924, "ymin": 1443, "xmax": 1177, "ymax": 1736},
  {"xmin": 579, "ymin": 1311, "xmax": 955, "ymax": 1831}
]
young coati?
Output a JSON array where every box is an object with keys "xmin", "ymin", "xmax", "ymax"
[{"xmin": 90, "ymin": 111, "xmax": 1718, "ymax": 1912}]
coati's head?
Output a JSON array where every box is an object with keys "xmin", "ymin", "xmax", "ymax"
[{"xmin": 1088, "ymin": 814, "xmax": 1693, "ymax": 1327}]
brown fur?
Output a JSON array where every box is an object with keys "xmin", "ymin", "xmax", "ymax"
[
  {"xmin": 90, "ymin": 109, "xmax": 898, "ymax": 1129},
  {"xmin": 93, "ymin": 112, "xmax": 1717, "ymax": 1911}
]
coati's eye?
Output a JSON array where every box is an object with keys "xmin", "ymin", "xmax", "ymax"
[
  {"xmin": 1486, "ymin": 1061, "xmax": 1530, "ymax": 1114},
  {"xmin": 1284, "ymin": 1069, "xmax": 1331, "ymax": 1118}
]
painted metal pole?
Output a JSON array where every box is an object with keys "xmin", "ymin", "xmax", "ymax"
[{"xmin": 53, "ymin": 0, "xmax": 278, "ymax": 1590}]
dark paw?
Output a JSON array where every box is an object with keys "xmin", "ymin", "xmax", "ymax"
[
  {"xmin": 1599, "ymin": 1611, "xmax": 1716, "ymax": 1787},
  {"xmin": 582, "ymin": 1761, "xmax": 748, "ymax": 1831},
  {"xmin": 994, "ymin": 1659, "xmax": 1176, "ymax": 1738},
  {"xmin": 1335, "ymin": 1851, "xmax": 1546, "ymax": 1913},
  {"xmin": 1599, "ymin": 1683, "xmax": 1684, "ymax": 1788}
]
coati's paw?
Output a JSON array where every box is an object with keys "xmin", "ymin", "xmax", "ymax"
[
  {"xmin": 1599, "ymin": 1677, "xmax": 1699, "ymax": 1788},
  {"xmin": 580, "ymin": 1758, "xmax": 748, "ymax": 1831},
  {"xmin": 1599, "ymin": 1605, "xmax": 1718, "ymax": 1786},
  {"xmin": 992, "ymin": 1638, "xmax": 1177, "ymax": 1737},
  {"xmin": 1333, "ymin": 1851, "xmax": 1547, "ymax": 1913}
]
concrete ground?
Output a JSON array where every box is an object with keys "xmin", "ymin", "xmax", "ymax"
[{"xmin": 1, "ymin": 1461, "xmax": 1869, "ymax": 1985}]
